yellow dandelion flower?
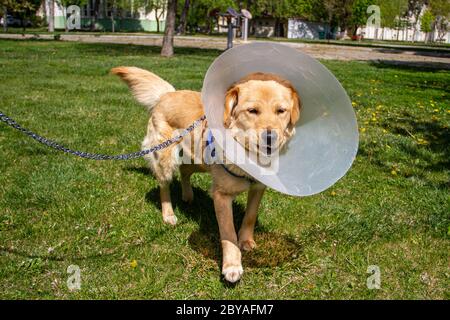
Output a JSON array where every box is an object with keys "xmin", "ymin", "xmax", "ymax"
[
  {"xmin": 331, "ymin": 191, "xmax": 337, "ymax": 196},
  {"xmin": 391, "ymin": 170, "xmax": 397, "ymax": 176},
  {"xmin": 130, "ymin": 260, "xmax": 138, "ymax": 268}
]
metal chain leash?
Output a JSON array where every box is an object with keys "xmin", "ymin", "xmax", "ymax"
[{"xmin": 0, "ymin": 111, "xmax": 206, "ymax": 160}]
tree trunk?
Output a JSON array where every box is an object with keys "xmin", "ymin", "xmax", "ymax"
[
  {"xmin": 65, "ymin": 7, "xmax": 68, "ymax": 32},
  {"xmin": 177, "ymin": 0, "xmax": 189, "ymax": 35},
  {"xmin": 161, "ymin": 0, "xmax": 177, "ymax": 57},
  {"xmin": 2, "ymin": 6, "xmax": 7, "ymax": 32},
  {"xmin": 91, "ymin": 0, "xmax": 99, "ymax": 31},
  {"xmin": 156, "ymin": 12, "xmax": 160, "ymax": 33},
  {"xmin": 48, "ymin": 0, "xmax": 55, "ymax": 32},
  {"xmin": 111, "ymin": 2, "xmax": 115, "ymax": 33}
]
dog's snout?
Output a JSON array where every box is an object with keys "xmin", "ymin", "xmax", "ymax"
[{"xmin": 261, "ymin": 129, "xmax": 278, "ymax": 146}]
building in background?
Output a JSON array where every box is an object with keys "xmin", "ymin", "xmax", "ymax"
[
  {"xmin": 38, "ymin": 0, "xmax": 166, "ymax": 32},
  {"xmin": 287, "ymin": 19, "xmax": 337, "ymax": 40},
  {"xmin": 252, "ymin": 17, "xmax": 287, "ymax": 38},
  {"xmin": 361, "ymin": 21, "xmax": 449, "ymax": 43}
]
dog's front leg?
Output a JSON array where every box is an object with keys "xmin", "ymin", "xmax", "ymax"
[
  {"xmin": 212, "ymin": 190, "xmax": 243, "ymax": 283},
  {"xmin": 239, "ymin": 183, "xmax": 266, "ymax": 251}
]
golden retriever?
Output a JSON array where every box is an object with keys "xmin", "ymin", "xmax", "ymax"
[{"xmin": 111, "ymin": 67, "xmax": 301, "ymax": 283}]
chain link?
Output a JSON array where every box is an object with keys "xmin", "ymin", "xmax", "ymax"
[{"xmin": 0, "ymin": 111, "xmax": 206, "ymax": 160}]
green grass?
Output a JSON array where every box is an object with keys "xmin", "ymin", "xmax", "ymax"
[{"xmin": 0, "ymin": 40, "xmax": 449, "ymax": 300}]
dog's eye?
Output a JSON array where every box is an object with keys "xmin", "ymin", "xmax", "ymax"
[
  {"xmin": 277, "ymin": 108, "xmax": 287, "ymax": 115},
  {"xmin": 247, "ymin": 108, "xmax": 259, "ymax": 115}
]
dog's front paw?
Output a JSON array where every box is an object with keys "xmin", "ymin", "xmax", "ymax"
[
  {"xmin": 239, "ymin": 239, "xmax": 257, "ymax": 252},
  {"xmin": 163, "ymin": 214, "xmax": 178, "ymax": 226},
  {"xmin": 222, "ymin": 265, "xmax": 244, "ymax": 283}
]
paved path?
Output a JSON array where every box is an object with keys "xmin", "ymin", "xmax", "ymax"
[{"xmin": 1, "ymin": 33, "xmax": 449, "ymax": 69}]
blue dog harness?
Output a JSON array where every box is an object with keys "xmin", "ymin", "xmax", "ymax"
[{"xmin": 206, "ymin": 130, "xmax": 255, "ymax": 182}]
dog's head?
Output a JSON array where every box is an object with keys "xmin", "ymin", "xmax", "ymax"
[{"xmin": 223, "ymin": 73, "xmax": 301, "ymax": 157}]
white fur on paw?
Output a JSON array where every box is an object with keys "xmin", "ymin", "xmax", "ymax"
[
  {"xmin": 222, "ymin": 265, "xmax": 244, "ymax": 283},
  {"xmin": 163, "ymin": 215, "xmax": 178, "ymax": 226}
]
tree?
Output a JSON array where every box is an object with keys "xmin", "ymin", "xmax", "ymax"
[
  {"xmin": 0, "ymin": 0, "xmax": 41, "ymax": 32},
  {"xmin": 161, "ymin": 0, "xmax": 177, "ymax": 57},
  {"xmin": 177, "ymin": 0, "xmax": 190, "ymax": 34},
  {"xmin": 311, "ymin": 0, "xmax": 356, "ymax": 39},
  {"xmin": 111, "ymin": 0, "xmax": 117, "ymax": 32},
  {"xmin": 245, "ymin": 0, "xmax": 316, "ymax": 20},
  {"xmin": 375, "ymin": 0, "xmax": 408, "ymax": 40},
  {"xmin": 429, "ymin": 0, "xmax": 450, "ymax": 42},
  {"xmin": 140, "ymin": 0, "xmax": 166, "ymax": 33},
  {"xmin": 1, "ymin": 1, "xmax": 8, "ymax": 32},
  {"xmin": 48, "ymin": 0, "xmax": 55, "ymax": 32},
  {"xmin": 154, "ymin": 0, "xmax": 167, "ymax": 33},
  {"xmin": 420, "ymin": 9, "xmax": 435, "ymax": 42},
  {"xmin": 349, "ymin": 0, "xmax": 370, "ymax": 36},
  {"xmin": 89, "ymin": 0, "xmax": 100, "ymax": 31},
  {"xmin": 408, "ymin": 0, "xmax": 428, "ymax": 42}
]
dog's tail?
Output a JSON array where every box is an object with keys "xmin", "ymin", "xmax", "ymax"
[{"xmin": 111, "ymin": 66, "xmax": 175, "ymax": 112}]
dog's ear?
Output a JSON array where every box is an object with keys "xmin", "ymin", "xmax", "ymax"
[
  {"xmin": 223, "ymin": 86, "xmax": 239, "ymax": 128},
  {"xmin": 110, "ymin": 66, "xmax": 175, "ymax": 111},
  {"xmin": 289, "ymin": 87, "xmax": 301, "ymax": 127}
]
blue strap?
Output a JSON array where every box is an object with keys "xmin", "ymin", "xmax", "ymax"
[
  {"xmin": 205, "ymin": 129, "xmax": 216, "ymax": 159},
  {"xmin": 206, "ymin": 130, "xmax": 255, "ymax": 182}
]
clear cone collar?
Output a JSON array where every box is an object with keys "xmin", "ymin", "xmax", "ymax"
[{"xmin": 201, "ymin": 42, "xmax": 359, "ymax": 196}]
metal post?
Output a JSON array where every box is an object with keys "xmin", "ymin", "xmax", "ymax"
[
  {"xmin": 242, "ymin": 17, "xmax": 248, "ymax": 41},
  {"xmin": 227, "ymin": 16, "xmax": 233, "ymax": 49}
]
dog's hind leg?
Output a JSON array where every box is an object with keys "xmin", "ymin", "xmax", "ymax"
[
  {"xmin": 180, "ymin": 165, "xmax": 195, "ymax": 204},
  {"xmin": 143, "ymin": 130, "xmax": 178, "ymax": 225},
  {"xmin": 153, "ymin": 151, "xmax": 178, "ymax": 225}
]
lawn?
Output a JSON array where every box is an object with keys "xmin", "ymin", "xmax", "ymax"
[{"xmin": 0, "ymin": 40, "xmax": 448, "ymax": 299}]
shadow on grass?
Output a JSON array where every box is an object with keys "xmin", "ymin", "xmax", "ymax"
[
  {"xmin": 126, "ymin": 166, "xmax": 302, "ymax": 270},
  {"xmin": 373, "ymin": 47, "xmax": 450, "ymax": 59},
  {"xmin": 368, "ymin": 60, "xmax": 450, "ymax": 72}
]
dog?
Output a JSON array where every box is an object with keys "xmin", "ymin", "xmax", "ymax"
[{"xmin": 111, "ymin": 66, "xmax": 301, "ymax": 283}]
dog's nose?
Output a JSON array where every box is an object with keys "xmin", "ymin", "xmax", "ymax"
[{"xmin": 261, "ymin": 129, "xmax": 278, "ymax": 146}]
